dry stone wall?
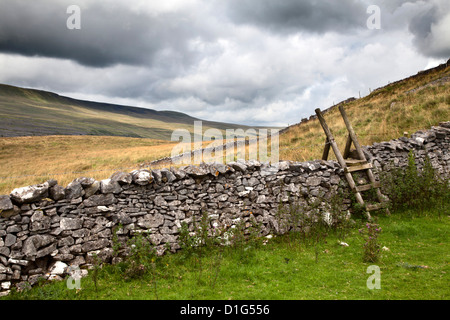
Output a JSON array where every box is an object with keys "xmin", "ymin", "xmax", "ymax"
[
  {"xmin": 0, "ymin": 122, "xmax": 448, "ymax": 295},
  {"xmin": 364, "ymin": 122, "xmax": 450, "ymax": 177}
]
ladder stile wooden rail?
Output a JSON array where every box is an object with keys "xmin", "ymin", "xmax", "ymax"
[{"xmin": 314, "ymin": 106, "xmax": 389, "ymax": 217}]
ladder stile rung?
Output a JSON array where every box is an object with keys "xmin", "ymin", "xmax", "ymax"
[
  {"xmin": 355, "ymin": 181, "xmax": 381, "ymax": 192},
  {"xmin": 344, "ymin": 163, "xmax": 373, "ymax": 173},
  {"xmin": 366, "ymin": 202, "xmax": 386, "ymax": 211},
  {"xmin": 345, "ymin": 159, "xmax": 368, "ymax": 166}
]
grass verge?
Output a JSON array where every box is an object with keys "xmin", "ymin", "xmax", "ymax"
[{"xmin": 3, "ymin": 208, "xmax": 448, "ymax": 300}]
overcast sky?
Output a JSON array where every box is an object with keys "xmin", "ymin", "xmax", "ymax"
[{"xmin": 0, "ymin": 0, "xmax": 449, "ymax": 127}]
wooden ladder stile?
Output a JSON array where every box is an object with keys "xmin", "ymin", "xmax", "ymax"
[{"xmin": 315, "ymin": 106, "xmax": 389, "ymax": 217}]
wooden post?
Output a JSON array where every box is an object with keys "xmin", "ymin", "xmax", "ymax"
[
  {"xmin": 338, "ymin": 105, "xmax": 385, "ymax": 203},
  {"xmin": 315, "ymin": 108, "xmax": 364, "ymax": 205},
  {"xmin": 322, "ymin": 138, "xmax": 331, "ymax": 160},
  {"xmin": 338, "ymin": 105, "xmax": 365, "ymax": 160},
  {"xmin": 343, "ymin": 134, "xmax": 352, "ymax": 159}
]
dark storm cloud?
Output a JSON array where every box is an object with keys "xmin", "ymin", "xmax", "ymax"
[
  {"xmin": 1, "ymin": 0, "xmax": 447, "ymax": 70},
  {"xmin": 409, "ymin": 6, "xmax": 437, "ymax": 44},
  {"xmin": 0, "ymin": 0, "xmax": 447, "ymax": 127},
  {"xmin": 225, "ymin": 0, "xmax": 450, "ymax": 58},
  {"xmin": 368, "ymin": 0, "xmax": 450, "ymax": 59},
  {"xmin": 408, "ymin": 1, "xmax": 450, "ymax": 59},
  {"xmin": 224, "ymin": 0, "xmax": 368, "ymax": 34},
  {"xmin": 0, "ymin": 0, "xmax": 209, "ymax": 68}
]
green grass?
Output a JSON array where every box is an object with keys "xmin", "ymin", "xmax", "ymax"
[{"xmin": 3, "ymin": 208, "xmax": 449, "ymax": 300}]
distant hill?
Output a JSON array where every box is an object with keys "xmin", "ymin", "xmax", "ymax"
[{"xmin": 0, "ymin": 84, "xmax": 266, "ymax": 140}]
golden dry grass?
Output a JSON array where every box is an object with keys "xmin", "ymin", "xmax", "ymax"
[
  {"xmin": 279, "ymin": 64, "xmax": 450, "ymax": 162},
  {"xmin": 0, "ymin": 63, "xmax": 448, "ymax": 195},
  {"xmin": 0, "ymin": 135, "xmax": 247, "ymax": 194},
  {"xmin": 0, "ymin": 135, "xmax": 179, "ymax": 194}
]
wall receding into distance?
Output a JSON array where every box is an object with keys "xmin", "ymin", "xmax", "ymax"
[{"xmin": 0, "ymin": 122, "xmax": 449, "ymax": 294}]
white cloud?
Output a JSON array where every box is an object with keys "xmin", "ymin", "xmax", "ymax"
[{"xmin": 0, "ymin": 0, "xmax": 448, "ymax": 128}]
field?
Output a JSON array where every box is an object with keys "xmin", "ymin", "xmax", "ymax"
[
  {"xmin": 0, "ymin": 135, "xmax": 181, "ymax": 195},
  {"xmin": 0, "ymin": 134, "xmax": 269, "ymax": 195},
  {"xmin": 1, "ymin": 61, "xmax": 449, "ymax": 195},
  {"xmin": 2, "ymin": 208, "xmax": 448, "ymax": 300}
]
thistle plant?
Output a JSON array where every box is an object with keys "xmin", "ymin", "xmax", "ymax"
[{"xmin": 359, "ymin": 223, "xmax": 382, "ymax": 263}]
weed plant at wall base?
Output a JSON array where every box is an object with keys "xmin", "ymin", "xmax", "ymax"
[
  {"xmin": 359, "ymin": 223, "xmax": 382, "ymax": 263},
  {"xmin": 380, "ymin": 150, "xmax": 450, "ymax": 215}
]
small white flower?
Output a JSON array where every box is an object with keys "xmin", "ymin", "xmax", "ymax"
[
  {"xmin": 339, "ymin": 241, "xmax": 349, "ymax": 247},
  {"xmin": 265, "ymin": 235, "xmax": 273, "ymax": 239},
  {"xmin": 382, "ymin": 246, "xmax": 390, "ymax": 251}
]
